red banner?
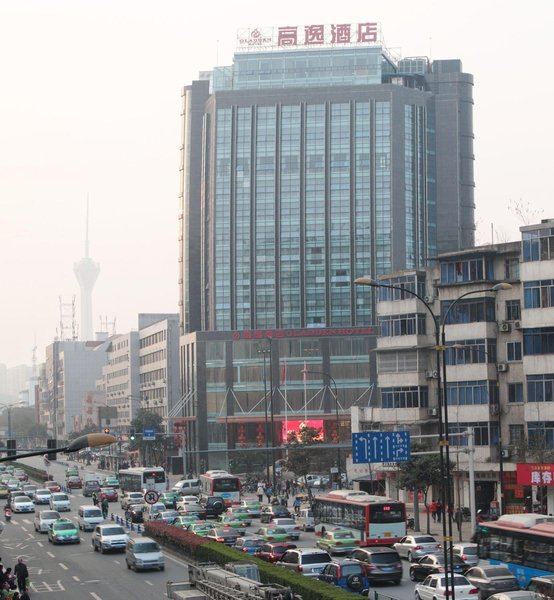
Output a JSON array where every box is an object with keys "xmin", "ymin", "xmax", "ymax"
[{"xmin": 516, "ymin": 463, "xmax": 554, "ymax": 486}]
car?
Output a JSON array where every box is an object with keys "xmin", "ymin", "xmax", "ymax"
[
  {"xmin": 270, "ymin": 518, "xmax": 301, "ymax": 540},
  {"xmin": 464, "ymin": 566, "xmax": 520, "ymax": 600},
  {"xmin": 260, "ymin": 506, "xmax": 292, "ymax": 523},
  {"xmin": 254, "ymin": 526, "xmax": 290, "ymax": 543},
  {"xmin": 233, "ymin": 537, "xmax": 265, "ymax": 555},
  {"xmin": 217, "ymin": 514, "xmax": 248, "ymax": 534},
  {"xmin": 241, "ymin": 501, "xmax": 263, "ymax": 518},
  {"xmin": 257, "ymin": 542, "xmax": 297, "ymax": 564},
  {"xmin": 22, "ymin": 484, "xmax": 38, "ymax": 496},
  {"xmin": 527, "ymin": 575, "xmax": 554, "ymax": 598},
  {"xmin": 49, "ymin": 492, "xmax": 71, "ymax": 512},
  {"xmin": 171, "ymin": 478, "xmax": 201, "ymax": 496},
  {"xmin": 102, "ymin": 477, "xmax": 119, "ymax": 488},
  {"xmin": 12, "ymin": 495, "xmax": 35, "ymax": 513},
  {"xmin": 160, "ymin": 492, "xmax": 178, "ymax": 509},
  {"xmin": 34, "ymin": 510, "xmax": 61, "ymax": 533},
  {"xmin": 83, "ymin": 480, "xmax": 101, "ymax": 497},
  {"xmin": 47, "ymin": 518, "xmax": 80, "ymax": 544},
  {"xmin": 0, "ymin": 484, "xmax": 9, "ymax": 500},
  {"xmin": 296, "ymin": 508, "xmax": 315, "ymax": 532},
  {"xmin": 44, "ymin": 481, "xmax": 61, "ymax": 493},
  {"xmin": 33, "ymin": 488, "xmax": 53, "ymax": 504},
  {"xmin": 155, "ymin": 510, "xmax": 180, "ymax": 525},
  {"xmin": 276, "ymin": 547, "xmax": 332, "ymax": 577},
  {"xmin": 175, "ymin": 494, "xmax": 199, "ymax": 506},
  {"xmin": 66, "ymin": 467, "xmax": 79, "ymax": 476},
  {"xmin": 125, "ymin": 536, "xmax": 164, "ymax": 572},
  {"xmin": 99, "ymin": 487, "xmax": 118, "ymax": 502},
  {"xmin": 125, "ymin": 506, "xmax": 145, "ymax": 523},
  {"xmin": 13, "ymin": 469, "xmax": 28, "ymax": 481},
  {"xmin": 9, "ymin": 491, "xmax": 29, "ymax": 504},
  {"xmin": 66, "ymin": 476, "xmax": 83, "ymax": 489},
  {"xmin": 178, "ymin": 503, "xmax": 207, "ymax": 520},
  {"xmin": 316, "ymin": 529, "xmax": 360, "ymax": 555},
  {"xmin": 187, "ymin": 522, "xmax": 211, "ymax": 536},
  {"xmin": 394, "ymin": 535, "xmax": 442, "ymax": 561},
  {"xmin": 121, "ymin": 492, "xmax": 144, "ymax": 510},
  {"xmin": 6, "ymin": 479, "xmax": 20, "ymax": 491},
  {"xmin": 173, "ymin": 516, "xmax": 204, "ymax": 529},
  {"xmin": 453, "ymin": 543, "xmax": 480, "ymax": 567},
  {"xmin": 205, "ymin": 527, "xmax": 240, "ymax": 546},
  {"xmin": 318, "ymin": 560, "xmax": 370, "ymax": 594},
  {"xmin": 487, "ymin": 593, "xmax": 543, "ymax": 600},
  {"xmin": 147, "ymin": 502, "xmax": 166, "ymax": 520},
  {"xmin": 409, "ymin": 554, "xmax": 470, "ymax": 582},
  {"xmin": 350, "ymin": 546, "xmax": 403, "ymax": 584},
  {"xmin": 91, "ymin": 524, "xmax": 129, "ymax": 553},
  {"xmin": 200, "ymin": 496, "xmax": 226, "ymax": 518},
  {"xmin": 415, "ymin": 574, "xmax": 480, "ymax": 600},
  {"xmin": 225, "ymin": 507, "xmax": 253, "ymax": 524}
]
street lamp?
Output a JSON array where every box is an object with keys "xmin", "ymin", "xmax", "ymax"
[
  {"xmin": 0, "ymin": 432, "xmax": 117, "ymax": 463},
  {"xmin": 302, "ymin": 369, "xmax": 342, "ymax": 489},
  {"xmin": 354, "ymin": 276, "xmax": 511, "ymax": 600}
]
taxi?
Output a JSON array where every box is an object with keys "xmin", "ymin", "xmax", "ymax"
[{"xmin": 48, "ymin": 518, "xmax": 80, "ymax": 544}]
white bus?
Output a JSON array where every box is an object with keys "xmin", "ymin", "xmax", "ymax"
[
  {"xmin": 199, "ymin": 470, "xmax": 241, "ymax": 505},
  {"xmin": 118, "ymin": 467, "xmax": 168, "ymax": 494}
]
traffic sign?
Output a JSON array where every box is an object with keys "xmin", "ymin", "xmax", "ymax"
[
  {"xmin": 143, "ymin": 427, "xmax": 156, "ymax": 441},
  {"xmin": 144, "ymin": 489, "xmax": 160, "ymax": 505},
  {"xmin": 352, "ymin": 431, "xmax": 411, "ymax": 464}
]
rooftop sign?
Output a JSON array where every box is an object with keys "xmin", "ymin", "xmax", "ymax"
[{"xmin": 237, "ymin": 23, "xmax": 381, "ymax": 52}]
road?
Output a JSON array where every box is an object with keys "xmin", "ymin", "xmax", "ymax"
[{"xmin": 10, "ymin": 456, "xmax": 420, "ymax": 600}]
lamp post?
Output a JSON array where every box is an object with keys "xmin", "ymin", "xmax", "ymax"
[
  {"xmin": 258, "ymin": 345, "xmax": 271, "ymax": 484},
  {"xmin": 354, "ymin": 276, "xmax": 511, "ymax": 600},
  {"xmin": 302, "ymin": 369, "xmax": 342, "ymax": 489}
]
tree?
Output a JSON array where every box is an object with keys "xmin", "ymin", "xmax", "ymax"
[
  {"xmin": 399, "ymin": 453, "xmax": 454, "ymax": 534},
  {"xmin": 129, "ymin": 409, "xmax": 166, "ymax": 466}
]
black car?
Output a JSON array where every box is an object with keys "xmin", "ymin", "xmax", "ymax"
[
  {"xmin": 201, "ymin": 496, "xmax": 226, "ymax": 519},
  {"xmin": 350, "ymin": 547, "xmax": 403, "ymax": 584},
  {"xmin": 464, "ymin": 566, "xmax": 520, "ymax": 600},
  {"xmin": 126, "ymin": 506, "xmax": 144, "ymax": 524},
  {"xmin": 409, "ymin": 553, "xmax": 469, "ymax": 582},
  {"xmin": 260, "ymin": 506, "xmax": 292, "ymax": 523},
  {"xmin": 205, "ymin": 527, "xmax": 239, "ymax": 546}
]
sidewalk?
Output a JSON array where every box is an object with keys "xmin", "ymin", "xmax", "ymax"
[{"xmin": 411, "ymin": 507, "xmax": 475, "ymax": 544}]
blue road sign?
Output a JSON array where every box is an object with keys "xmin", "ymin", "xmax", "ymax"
[
  {"xmin": 143, "ymin": 427, "xmax": 156, "ymax": 441},
  {"xmin": 352, "ymin": 431, "xmax": 411, "ymax": 464}
]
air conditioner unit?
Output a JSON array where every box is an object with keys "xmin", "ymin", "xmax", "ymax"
[
  {"xmin": 497, "ymin": 363, "xmax": 509, "ymax": 373},
  {"xmin": 489, "ymin": 404, "xmax": 500, "ymax": 415},
  {"xmin": 499, "ymin": 322, "xmax": 511, "ymax": 333},
  {"xmin": 426, "ymin": 370, "xmax": 439, "ymax": 380},
  {"xmin": 514, "ymin": 321, "xmax": 522, "ymax": 330},
  {"xmin": 500, "ymin": 449, "xmax": 511, "ymax": 459},
  {"xmin": 424, "ymin": 295, "xmax": 435, "ymax": 304},
  {"xmin": 427, "ymin": 408, "xmax": 438, "ymax": 417}
]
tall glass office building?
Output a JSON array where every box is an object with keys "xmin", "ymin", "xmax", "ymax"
[{"xmin": 177, "ymin": 29, "xmax": 475, "ymax": 470}]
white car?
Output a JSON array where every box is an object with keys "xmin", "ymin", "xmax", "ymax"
[
  {"xmin": 394, "ymin": 535, "xmax": 442, "ymax": 561},
  {"xmin": 91, "ymin": 524, "xmax": 129, "ymax": 553},
  {"xmin": 49, "ymin": 492, "xmax": 71, "ymax": 512},
  {"xmin": 34, "ymin": 510, "xmax": 61, "ymax": 533},
  {"xmin": 12, "ymin": 496, "xmax": 35, "ymax": 513},
  {"xmin": 270, "ymin": 517, "xmax": 301, "ymax": 540},
  {"xmin": 415, "ymin": 574, "xmax": 479, "ymax": 600},
  {"xmin": 34, "ymin": 489, "xmax": 52, "ymax": 505}
]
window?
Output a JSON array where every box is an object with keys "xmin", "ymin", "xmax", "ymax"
[
  {"xmin": 523, "ymin": 328, "xmax": 554, "ymax": 355},
  {"xmin": 445, "ymin": 339, "xmax": 496, "ymax": 365},
  {"xmin": 523, "ymin": 280, "xmax": 554, "ymax": 309},
  {"xmin": 509, "ymin": 424, "xmax": 525, "ymax": 446},
  {"xmin": 378, "ymin": 313, "xmax": 426, "ymax": 337},
  {"xmin": 378, "ymin": 274, "xmax": 426, "ymax": 301},
  {"xmin": 446, "ymin": 381, "xmax": 498, "ymax": 406},
  {"xmin": 440, "ymin": 256, "xmax": 494, "ymax": 284},
  {"xmin": 381, "ymin": 386, "xmax": 428, "ymax": 409},
  {"xmin": 504, "ymin": 258, "xmax": 520, "ymax": 280},
  {"xmin": 505, "ymin": 300, "xmax": 521, "ymax": 321},
  {"xmin": 442, "ymin": 298, "xmax": 496, "ymax": 325},
  {"xmin": 449, "ymin": 422, "xmax": 498, "ymax": 446},
  {"xmin": 508, "ymin": 383, "xmax": 524, "ymax": 403},
  {"xmin": 522, "ymin": 227, "xmax": 554, "ymax": 263},
  {"xmin": 527, "ymin": 422, "xmax": 554, "ymax": 449},
  {"xmin": 527, "ymin": 374, "xmax": 554, "ymax": 402},
  {"xmin": 506, "ymin": 342, "xmax": 522, "ymax": 362}
]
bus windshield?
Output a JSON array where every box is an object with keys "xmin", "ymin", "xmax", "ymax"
[
  {"xmin": 143, "ymin": 470, "xmax": 166, "ymax": 484},
  {"xmin": 213, "ymin": 478, "xmax": 240, "ymax": 492}
]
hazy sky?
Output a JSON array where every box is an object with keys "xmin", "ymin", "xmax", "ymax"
[{"xmin": 1, "ymin": 1, "xmax": 553, "ymax": 368}]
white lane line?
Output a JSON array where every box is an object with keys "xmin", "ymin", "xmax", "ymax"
[
  {"xmin": 113, "ymin": 559, "xmax": 120, "ymax": 564},
  {"xmin": 164, "ymin": 553, "xmax": 189, "ymax": 566},
  {"xmin": 90, "ymin": 593, "xmax": 102, "ymax": 600},
  {"xmin": 21, "ymin": 527, "xmax": 27, "ymax": 532},
  {"xmin": 59, "ymin": 563, "xmax": 68, "ymax": 570},
  {"xmin": 73, "ymin": 576, "xmax": 80, "ymax": 582},
  {"xmin": 37, "ymin": 541, "xmax": 43, "ymax": 547},
  {"xmin": 47, "ymin": 551, "xmax": 55, "ymax": 558},
  {"xmin": 145, "ymin": 580, "xmax": 153, "ymax": 586}
]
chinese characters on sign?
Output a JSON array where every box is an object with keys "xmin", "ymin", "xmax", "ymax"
[
  {"xmin": 237, "ymin": 23, "xmax": 380, "ymax": 52},
  {"xmin": 516, "ymin": 463, "xmax": 554, "ymax": 486}
]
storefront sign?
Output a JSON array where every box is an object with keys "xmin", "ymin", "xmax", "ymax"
[
  {"xmin": 232, "ymin": 326, "xmax": 374, "ymax": 340},
  {"xmin": 516, "ymin": 463, "xmax": 554, "ymax": 486}
]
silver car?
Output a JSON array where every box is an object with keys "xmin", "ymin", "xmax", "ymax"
[
  {"xmin": 452, "ymin": 543, "xmax": 479, "ymax": 567},
  {"xmin": 34, "ymin": 510, "xmax": 61, "ymax": 533},
  {"xmin": 393, "ymin": 535, "xmax": 442, "ymax": 561}
]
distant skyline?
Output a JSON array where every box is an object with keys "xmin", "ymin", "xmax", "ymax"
[{"xmin": 1, "ymin": 1, "xmax": 553, "ymax": 368}]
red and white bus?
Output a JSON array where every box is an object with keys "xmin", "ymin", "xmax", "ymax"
[
  {"xmin": 199, "ymin": 470, "xmax": 241, "ymax": 506},
  {"xmin": 312, "ymin": 490, "xmax": 406, "ymax": 545}
]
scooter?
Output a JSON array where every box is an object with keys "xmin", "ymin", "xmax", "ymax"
[{"xmin": 4, "ymin": 507, "xmax": 12, "ymax": 522}]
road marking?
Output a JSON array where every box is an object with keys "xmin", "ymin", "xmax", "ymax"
[
  {"xmin": 47, "ymin": 551, "xmax": 55, "ymax": 558},
  {"xmin": 37, "ymin": 541, "xmax": 43, "ymax": 547},
  {"xmin": 145, "ymin": 580, "xmax": 153, "ymax": 586},
  {"xmin": 21, "ymin": 526, "xmax": 27, "ymax": 532},
  {"xmin": 90, "ymin": 593, "xmax": 102, "ymax": 600},
  {"xmin": 164, "ymin": 553, "xmax": 190, "ymax": 566},
  {"xmin": 59, "ymin": 563, "xmax": 68, "ymax": 570},
  {"xmin": 113, "ymin": 559, "xmax": 120, "ymax": 564},
  {"xmin": 73, "ymin": 576, "xmax": 80, "ymax": 582}
]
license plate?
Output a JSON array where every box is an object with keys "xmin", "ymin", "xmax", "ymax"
[
  {"xmin": 382, "ymin": 567, "xmax": 393, "ymax": 571},
  {"xmin": 383, "ymin": 532, "xmax": 392, "ymax": 537},
  {"xmin": 313, "ymin": 567, "xmax": 323, "ymax": 573}
]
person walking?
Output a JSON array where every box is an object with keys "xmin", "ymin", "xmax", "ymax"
[
  {"xmin": 101, "ymin": 497, "xmax": 109, "ymax": 520},
  {"xmin": 265, "ymin": 486, "xmax": 273, "ymax": 504},
  {"xmin": 256, "ymin": 483, "xmax": 264, "ymax": 504},
  {"xmin": 13, "ymin": 558, "xmax": 28, "ymax": 594},
  {"xmin": 429, "ymin": 500, "xmax": 438, "ymax": 523},
  {"xmin": 436, "ymin": 500, "xmax": 443, "ymax": 523}
]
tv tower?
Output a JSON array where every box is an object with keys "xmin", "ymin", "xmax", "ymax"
[{"xmin": 74, "ymin": 198, "xmax": 100, "ymax": 341}]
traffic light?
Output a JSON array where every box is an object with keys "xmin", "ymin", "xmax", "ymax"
[
  {"xmin": 103, "ymin": 427, "xmax": 110, "ymax": 434},
  {"xmin": 7, "ymin": 439, "xmax": 16, "ymax": 457},
  {"xmin": 129, "ymin": 428, "xmax": 136, "ymax": 441}
]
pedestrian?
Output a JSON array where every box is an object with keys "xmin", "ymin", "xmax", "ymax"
[
  {"xmin": 436, "ymin": 500, "xmax": 443, "ymax": 523},
  {"xmin": 101, "ymin": 497, "xmax": 109, "ymax": 520},
  {"xmin": 429, "ymin": 500, "xmax": 437, "ymax": 522},
  {"xmin": 13, "ymin": 558, "xmax": 28, "ymax": 594},
  {"xmin": 265, "ymin": 486, "xmax": 273, "ymax": 503},
  {"xmin": 91, "ymin": 491, "xmax": 98, "ymax": 506},
  {"xmin": 455, "ymin": 506, "xmax": 463, "ymax": 534},
  {"xmin": 293, "ymin": 497, "xmax": 301, "ymax": 515},
  {"xmin": 256, "ymin": 483, "xmax": 264, "ymax": 503}
]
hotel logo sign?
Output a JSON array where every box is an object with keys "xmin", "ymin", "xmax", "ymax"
[{"xmin": 237, "ymin": 23, "xmax": 380, "ymax": 52}]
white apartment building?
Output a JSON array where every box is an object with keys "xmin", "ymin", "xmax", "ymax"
[{"xmin": 352, "ymin": 219, "xmax": 554, "ymax": 515}]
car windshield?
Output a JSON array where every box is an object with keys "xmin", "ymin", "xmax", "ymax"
[
  {"xmin": 41, "ymin": 512, "xmax": 59, "ymax": 519},
  {"xmin": 102, "ymin": 527, "xmax": 125, "ymax": 535},
  {"xmin": 335, "ymin": 532, "xmax": 355, "ymax": 539},
  {"xmin": 440, "ymin": 576, "xmax": 470, "ymax": 587},
  {"xmin": 483, "ymin": 568, "xmax": 513, "ymax": 577},
  {"xmin": 85, "ymin": 509, "xmax": 102, "ymax": 517},
  {"xmin": 134, "ymin": 543, "xmax": 159, "ymax": 552},
  {"xmin": 416, "ymin": 536, "xmax": 437, "ymax": 543},
  {"xmin": 56, "ymin": 523, "xmax": 75, "ymax": 531},
  {"xmin": 303, "ymin": 554, "xmax": 330, "ymax": 564},
  {"xmin": 371, "ymin": 553, "xmax": 399, "ymax": 565},
  {"xmin": 276, "ymin": 519, "xmax": 295, "ymax": 525},
  {"xmin": 245, "ymin": 540, "xmax": 264, "ymax": 547},
  {"xmin": 272, "ymin": 528, "xmax": 287, "ymax": 534},
  {"xmin": 342, "ymin": 564, "xmax": 363, "ymax": 576},
  {"xmin": 53, "ymin": 494, "xmax": 68, "ymax": 500},
  {"xmin": 14, "ymin": 498, "xmax": 29, "ymax": 503},
  {"xmin": 462, "ymin": 547, "xmax": 478, "ymax": 555}
]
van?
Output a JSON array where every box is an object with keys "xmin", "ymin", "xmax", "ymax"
[
  {"xmin": 125, "ymin": 536, "xmax": 165, "ymax": 571},
  {"xmin": 77, "ymin": 505, "xmax": 104, "ymax": 531},
  {"xmin": 296, "ymin": 508, "xmax": 315, "ymax": 532},
  {"xmin": 172, "ymin": 478, "xmax": 201, "ymax": 496},
  {"xmin": 83, "ymin": 480, "xmax": 101, "ymax": 497}
]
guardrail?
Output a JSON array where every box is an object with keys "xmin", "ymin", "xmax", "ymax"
[{"xmin": 110, "ymin": 512, "xmax": 143, "ymax": 534}]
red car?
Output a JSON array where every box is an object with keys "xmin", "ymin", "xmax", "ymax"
[
  {"xmin": 99, "ymin": 487, "xmax": 118, "ymax": 502},
  {"xmin": 66, "ymin": 476, "xmax": 83, "ymax": 489},
  {"xmin": 257, "ymin": 542, "xmax": 297, "ymax": 563},
  {"xmin": 44, "ymin": 481, "xmax": 61, "ymax": 492}
]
